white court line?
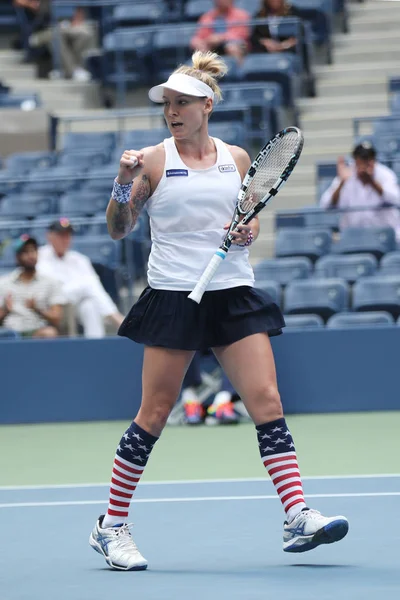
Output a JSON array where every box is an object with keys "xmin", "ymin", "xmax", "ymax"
[
  {"xmin": 1, "ymin": 473, "xmax": 400, "ymax": 491},
  {"xmin": 0, "ymin": 491, "xmax": 400, "ymax": 509}
]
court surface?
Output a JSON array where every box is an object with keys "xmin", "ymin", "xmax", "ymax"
[
  {"xmin": 1, "ymin": 474, "xmax": 399, "ymax": 600},
  {"xmin": 1, "ymin": 414, "xmax": 400, "ymax": 599}
]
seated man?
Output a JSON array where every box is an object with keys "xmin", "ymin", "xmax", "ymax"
[
  {"xmin": 320, "ymin": 142, "xmax": 400, "ymax": 241},
  {"xmin": 37, "ymin": 218, "xmax": 124, "ymax": 339},
  {"xmin": 0, "ymin": 234, "xmax": 63, "ymax": 338},
  {"xmin": 190, "ymin": 0, "xmax": 250, "ymax": 65}
]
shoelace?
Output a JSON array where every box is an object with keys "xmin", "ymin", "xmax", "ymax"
[
  {"xmin": 298, "ymin": 509, "xmax": 321, "ymax": 521},
  {"xmin": 111, "ymin": 524, "xmax": 140, "ymax": 553}
]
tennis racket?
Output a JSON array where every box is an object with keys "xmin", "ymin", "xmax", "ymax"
[{"xmin": 188, "ymin": 126, "xmax": 304, "ymax": 304}]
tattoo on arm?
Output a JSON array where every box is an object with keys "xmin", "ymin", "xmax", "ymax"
[
  {"xmin": 130, "ymin": 174, "xmax": 151, "ymax": 225},
  {"xmin": 108, "ymin": 175, "xmax": 151, "ymax": 238}
]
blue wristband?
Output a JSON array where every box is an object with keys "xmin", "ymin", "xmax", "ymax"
[{"xmin": 111, "ymin": 177, "xmax": 133, "ymax": 204}]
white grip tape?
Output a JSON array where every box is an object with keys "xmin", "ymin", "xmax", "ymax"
[
  {"xmin": 130, "ymin": 156, "xmax": 138, "ymax": 168},
  {"xmin": 188, "ymin": 251, "xmax": 226, "ymax": 304}
]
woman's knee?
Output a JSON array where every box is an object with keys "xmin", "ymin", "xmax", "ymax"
[
  {"xmin": 136, "ymin": 396, "xmax": 175, "ymax": 436},
  {"xmin": 249, "ymin": 383, "xmax": 283, "ymax": 423}
]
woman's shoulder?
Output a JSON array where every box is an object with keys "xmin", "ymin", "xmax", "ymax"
[{"xmin": 225, "ymin": 144, "xmax": 251, "ymax": 178}]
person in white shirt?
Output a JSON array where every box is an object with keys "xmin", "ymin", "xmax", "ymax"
[
  {"xmin": 0, "ymin": 234, "xmax": 63, "ymax": 337},
  {"xmin": 37, "ymin": 218, "xmax": 124, "ymax": 338},
  {"xmin": 88, "ymin": 50, "xmax": 348, "ymax": 573},
  {"xmin": 320, "ymin": 142, "xmax": 400, "ymax": 240}
]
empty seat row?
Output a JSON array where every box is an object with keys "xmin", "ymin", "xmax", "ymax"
[
  {"xmin": 254, "ymin": 252, "xmax": 400, "ymax": 286},
  {"xmin": 285, "ymin": 311, "xmax": 397, "ymax": 329},
  {"xmin": 257, "ymin": 275, "xmax": 400, "ymax": 321},
  {"xmin": 275, "ymin": 226, "xmax": 397, "ymax": 261}
]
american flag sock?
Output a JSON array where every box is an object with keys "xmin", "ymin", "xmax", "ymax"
[
  {"xmin": 102, "ymin": 421, "xmax": 159, "ymax": 528},
  {"xmin": 257, "ymin": 417, "xmax": 307, "ymax": 523}
]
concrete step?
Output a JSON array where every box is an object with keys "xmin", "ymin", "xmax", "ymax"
[
  {"xmin": 301, "ymin": 109, "xmax": 390, "ymax": 132},
  {"xmin": 333, "ymin": 47, "xmax": 400, "ymax": 64},
  {"xmin": 314, "ymin": 61, "xmax": 400, "ymax": 81},
  {"xmin": 298, "ymin": 129, "xmax": 352, "ymax": 151},
  {"xmin": 297, "ymin": 94, "xmax": 388, "ymax": 113},
  {"xmin": 0, "ymin": 65, "xmax": 36, "ymax": 79},
  {"xmin": 335, "ymin": 30, "xmax": 399, "ymax": 46},
  {"xmin": 349, "ymin": 1, "xmax": 400, "ymax": 15},
  {"xmin": 351, "ymin": 16, "xmax": 400, "ymax": 33},
  {"xmin": 317, "ymin": 78, "xmax": 387, "ymax": 97}
]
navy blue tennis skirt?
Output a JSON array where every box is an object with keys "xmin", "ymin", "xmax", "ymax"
[{"xmin": 118, "ymin": 285, "xmax": 285, "ymax": 351}]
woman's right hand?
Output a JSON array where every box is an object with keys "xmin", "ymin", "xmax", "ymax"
[{"xmin": 116, "ymin": 149, "xmax": 145, "ymax": 185}]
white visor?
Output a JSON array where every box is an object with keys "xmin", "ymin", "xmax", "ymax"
[{"xmin": 148, "ymin": 73, "xmax": 214, "ymax": 103}]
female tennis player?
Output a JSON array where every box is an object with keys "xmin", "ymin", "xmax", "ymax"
[{"xmin": 89, "ymin": 51, "xmax": 349, "ymax": 570}]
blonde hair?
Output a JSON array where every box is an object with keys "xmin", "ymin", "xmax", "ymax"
[{"xmin": 173, "ymin": 51, "xmax": 228, "ymax": 103}]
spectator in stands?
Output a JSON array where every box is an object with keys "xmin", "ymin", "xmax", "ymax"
[
  {"xmin": 190, "ymin": 0, "xmax": 250, "ymax": 65},
  {"xmin": 28, "ymin": 4, "xmax": 95, "ymax": 81},
  {"xmin": 251, "ymin": 0, "xmax": 301, "ymax": 54},
  {"xmin": 37, "ymin": 218, "xmax": 124, "ymax": 339},
  {"xmin": 12, "ymin": 0, "xmax": 51, "ymax": 56},
  {"xmin": 320, "ymin": 142, "xmax": 400, "ymax": 241},
  {"xmin": 0, "ymin": 234, "xmax": 63, "ymax": 338}
]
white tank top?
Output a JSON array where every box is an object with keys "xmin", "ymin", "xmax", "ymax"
[{"xmin": 146, "ymin": 136, "xmax": 254, "ymax": 291}]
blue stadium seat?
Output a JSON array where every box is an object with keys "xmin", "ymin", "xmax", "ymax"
[
  {"xmin": 62, "ymin": 131, "xmax": 117, "ymax": 153},
  {"xmin": 112, "ymin": 3, "xmax": 164, "ymax": 27},
  {"xmin": 81, "ymin": 165, "xmax": 119, "ymax": 194},
  {"xmin": 5, "ymin": 151, "xmax": 56, "ymax": 174},
  {"xmin": 236, "ymin": 0, "xmax": 262, "ymax": 15},
  {"xmin": 0, "ymin": 195, "xmax": 55, "ymax": 218},
  {"xmin": 102, "ymin": 26, "xmax": 154, "ymax": 97},
  {"xmin": 327, "ymin": 311, "xmax": 394, "ymax": 329},
  {"xmin": 58, "ymin": 148, "xmax": 111, "ymax": 168},
  {"xmin": 59, "ymin": 192, "xmax": 110, "ymax": 217},
  {"xmin": 0, "ymin": 92, "xmax": 41, "ymax": 109},
  {"xmin": 285, "ymin": 278, "xmax": 349, "ymax": 321},
  {"xmin": 314, "ymin": 253, "xmax": 378, "ymax": 283},
  {"xmin": 0, "ymin": 240, "xmax": 16, "ymax": 268},
  {"xmin": 331, "ymin": 227, "xmax": 396, "ymax": 259},
  {"xmin": 254, "ymin": 257, "xmax": 313, "ymax": 286},
  {"xmin": 153, "ymin": 25, "xmax": 197, "ymax": 81},
  {"xmin": 72, "ymin": 236, "xmax": 120, "ymax": 270},
  {"xmin": 0, "ymin": 328, "xmax": 20, "ymax": 339},
  {"xmin": 302, "ymin": 207, "xmax": 340, "ymax": 231},
  {"xmin": 219, "ymin": 82, "xmax": 284, "ymax": 136},
  {"xmin": 57, "ymin": 152, "xmax": 110, "ymax": 170},
  {"xmin": 256, "ymin": 280, "xmax": 282, "ymax": 308},
  {"xmin": 275, "ymin": 228, "xmax": 332, "ymax": 262},
  {"xmin": 120, "ymin": 128, "xmax": 169, "ymax": 150},
  {"xmin": 27, "ymin": 166, "xmax": 85, "ymax": 195},
  {"xmin": 0, "ymin": 171, "xmax": 22, "ymax": 196},
  {"xmin": 283, "ymin": 313, "xmax": 324, "ymax": 328},
  {"xmin": 208, "ymin": 123, "xmax": 247, "ymax": 147},
  {"xmin": 240, "ymin": 53, "xmax": 300, "ymax": 108},
  {"xmin": 353, "ymin": 275, "xmax": 400, "ymax": 318},
  {"xmin": 184, "ymin": 0, "xmax": 213, "ymax": 21},
  {"xmin": 380, "ymin": 251, "xmax": 400, "ymax": 276},
  {"xmin": 291, "ymin": 0, "xmax": 333, "ymax": 63}
]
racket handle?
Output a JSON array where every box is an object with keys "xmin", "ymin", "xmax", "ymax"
[{"xmin": 188, "ymin": 251, "xmax": 226, "ymax": 304}]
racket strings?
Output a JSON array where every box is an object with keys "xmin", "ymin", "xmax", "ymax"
[{"xmin": 239, "ymin": 130, "xmax": 300, "ymax": 213}]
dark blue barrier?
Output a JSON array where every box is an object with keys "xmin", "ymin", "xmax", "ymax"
[{"xmin": 1, "ymin": 327, "xmax": 399, "ymax": 424}]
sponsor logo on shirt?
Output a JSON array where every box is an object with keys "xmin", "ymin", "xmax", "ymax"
[
  {"xmin": 166, "ymin": 169, "xmax": 189, "ymax": 177},
  {"xmin": 219, "ymin": 164, "xmax": 236, "ymax": 173}
]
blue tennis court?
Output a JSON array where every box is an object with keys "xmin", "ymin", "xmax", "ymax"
[{"xmin": 1, "ymin": 475, "xmax": 399, "ymax": 599}]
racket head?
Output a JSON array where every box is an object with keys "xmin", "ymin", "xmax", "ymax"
[{"xmin": 237, "ymin": 127, "xmax": 304, "ymax": 214}]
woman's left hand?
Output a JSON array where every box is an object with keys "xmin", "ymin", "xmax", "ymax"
[{"xmin": 224, "ymin": 222, "xmax": 252, "ymax": 245}]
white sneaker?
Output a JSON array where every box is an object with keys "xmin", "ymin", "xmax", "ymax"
[
  {"xmin": 72, "ymin": 67, "xmax": 91, "ymax": 82},
  {"xmin": 89, "ymin": 515, "xmax": 148, "ymax": 570},
  {"xmin": 283, "ymin": 508, "xmax": 349, "ymax": 553}
]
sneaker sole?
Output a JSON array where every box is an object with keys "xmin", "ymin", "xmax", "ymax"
[
  {"xmin": 89, "ymin": 533, "xmax": 148, "ymax": 571},
  {"xmin": 283, "ymin": 519, "xmax": 349, "ymax": 553}
]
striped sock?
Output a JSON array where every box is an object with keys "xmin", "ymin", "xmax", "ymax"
[
  {"xmin": 256, "ymin": 418, "xmax": 307, "ymax": 522},
  {"xmin": 102, "ymin": 421, "xmax": 158, "ymax": 528}
]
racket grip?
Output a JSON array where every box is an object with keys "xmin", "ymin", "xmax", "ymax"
[{"xmin": 188, "ymin": 251, "xmax": 226, "ymax": 304}]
